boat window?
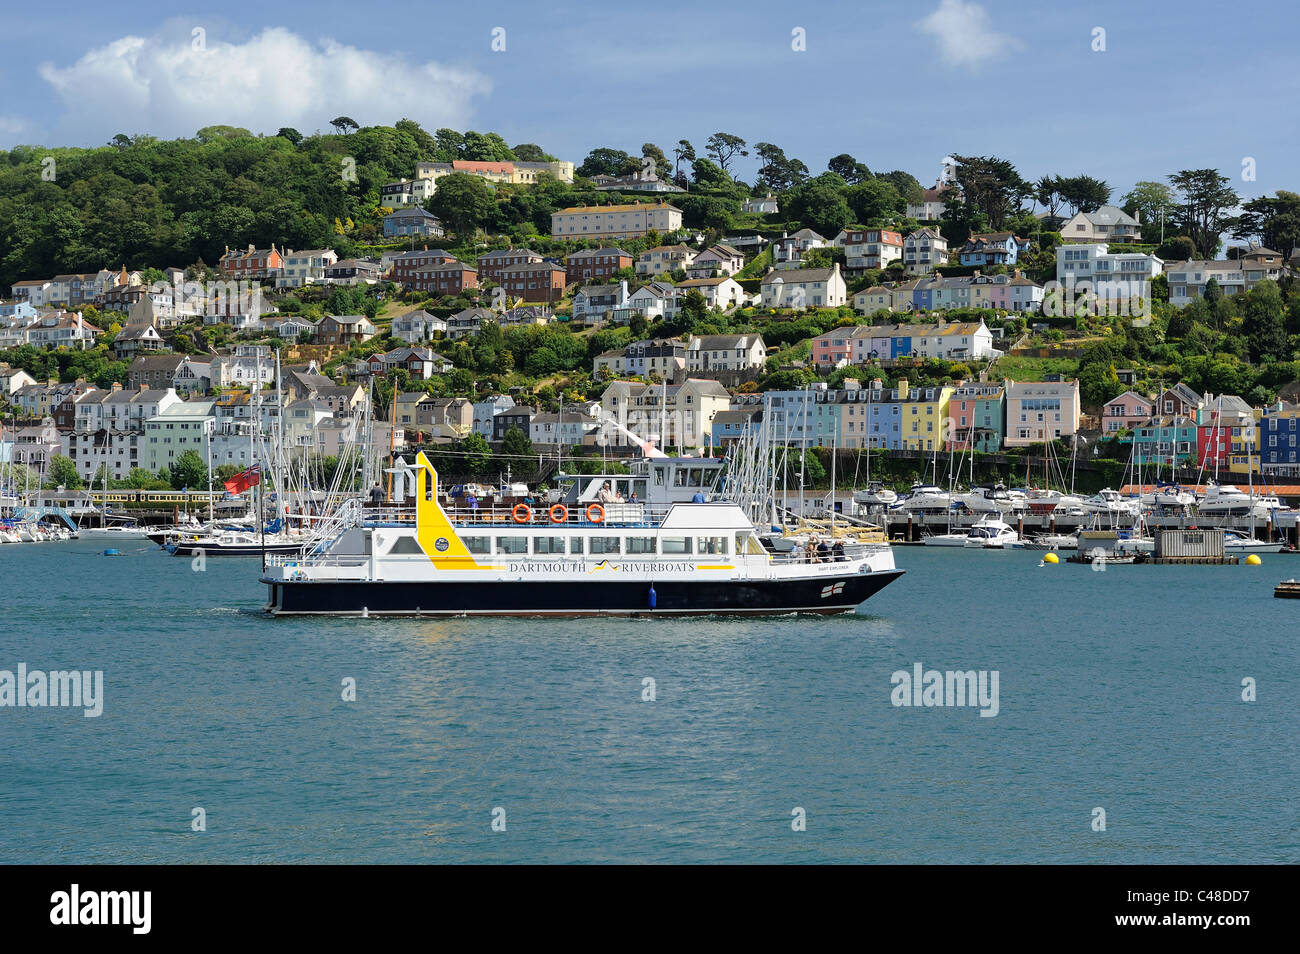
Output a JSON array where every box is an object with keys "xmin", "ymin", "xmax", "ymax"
[
  {"xmin": 660, "ymin": 536, "xmax": 692, "ymax": 554},
  {"xmin": 653, "ymin": 467, "xmax": 665, "ymax": 486},
  {"xmin": 495, "ymin": 536, "xmax": 527, "ymax": 554},
  {"xmin": 735, "ymin": 532, "xmax": 764, "ymax": 555},
  {"xmin": 568, "ymin": 537, "xmax": 584, "ymax": 554},
  {"xmin": 673, "ymin": 469, "xmax": 687, "ymax": 487},
  {"xmin": 589, "ymin": 536, "xmax": 621, "ymax": 554},
  {"xmin": 689, "ymin": 468, "xmax": 705, "ymax": 487},
  {"xmin": 462, "ymin": 535, "xmax": 490, "ymax": 554},
  {"xmin": 632, "ymin": 480, "xmax": 647, "ymax": 499},
  {"xmin": 533, "ymin": 536, "xmax": 566, "ymax": 554},
  {"xmin": 387, "ymin": 535, "xmax": 426, "ymax": 554},
  {"xmin": 697, "ymin": 536, "xmax": 727, "ymax": 556},
  {"xmin": 625, "ymin": 536, "xmax": 656, "ymax": 554}
]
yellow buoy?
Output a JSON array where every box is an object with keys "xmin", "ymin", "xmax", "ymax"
[
  {"xmin": 1044, "ymin": 552, "xmax": 1059, "ymax": 564},
  {"xmin": 1245, "ymin": 554, "xmax": 1262, "ymax": 566}
]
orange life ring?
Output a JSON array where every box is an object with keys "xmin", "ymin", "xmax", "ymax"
[
  {"xmin": 586, "ymin": 503, "xmax": 605, "ymax": 524},
  {"xmin": 512, "ymin": 503, "xmax": 532, "ymax": 524},
  {"xmin": 549, "ymin": 504, "xmax": 568, "ymax": 523}
]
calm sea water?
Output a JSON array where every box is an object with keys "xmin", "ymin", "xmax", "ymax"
[{"xmin": 0, "ymin": 539, "xmax": 1295, "ymax": 864}]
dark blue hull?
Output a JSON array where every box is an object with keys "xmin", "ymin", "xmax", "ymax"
[{"xmin": 262, "ymin": 570, "xmax": 905, "ymax": 617}]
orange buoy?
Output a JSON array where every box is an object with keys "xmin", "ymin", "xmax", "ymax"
[
  {"xmin": 549, "ymin": 504, "xmax": 569, "ymax": 523},
  {"xmin": 512, "ymin": 503, "xmax": 532, "ymax": 524},
  {"xmin": 586, "ymin": 503, "xmax": 605, "ymax": 524}
]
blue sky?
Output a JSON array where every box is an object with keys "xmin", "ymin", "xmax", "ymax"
[{"xmin": 1, "ymin": 0, "xmax": 1295, "ymax": 203}]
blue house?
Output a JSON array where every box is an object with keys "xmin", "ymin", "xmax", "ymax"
[
  {"xmin": 1261, "ymin": 404, "xmax": 1300, "ymax": 477},
  {"xmin": 383, "ymin": 208, "xmax": 445, "ymax": 239},
  {"xmin": 959, "ymin": 232, "xmax": 1029, "ymax": 267},
  {"xmin": 0, "ymin": 300, "xmax": 36, "ymax": 323}
]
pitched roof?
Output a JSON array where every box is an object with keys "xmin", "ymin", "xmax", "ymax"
[
  {"xmin": 556, "ymin": 202, "xmax": 682, "ymax": 214},
  {"xmin": 762, "ymin": 267, "xmax": 837, "ymax": 284},
  {"xmin": 1081, "ymin": 205, "xmax": 1140, "ymax": 227}
]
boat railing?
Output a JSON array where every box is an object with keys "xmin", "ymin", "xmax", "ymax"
[
  {"xmin": 442, "ymin": 502, "xmax": 675, "ymax": 528},
  {"xmin": 266, "ymin": 552, "xmax": 367, "ymax": 569}
]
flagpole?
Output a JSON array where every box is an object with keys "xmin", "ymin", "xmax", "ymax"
[{"xmin": 258, "ymin": 471, "xmax": 266, "ymax": 571}]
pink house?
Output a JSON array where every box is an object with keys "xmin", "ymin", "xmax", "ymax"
[
  {"xmin": 1102, "ymin": 390, "xmax": 1154, "ymax": 434},
  {"xmin": 810, "ymin": 326, "xmax": 866, "ymax": 368}
]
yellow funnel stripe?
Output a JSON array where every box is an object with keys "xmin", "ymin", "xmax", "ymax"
[{"xmin": 413, "ymin": 451, "xmax": 481, "ymax": 569}]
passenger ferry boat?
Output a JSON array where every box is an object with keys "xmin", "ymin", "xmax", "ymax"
[{"xmin": 260, "ymin": 453, "xmax": 904, "ymax": 617}]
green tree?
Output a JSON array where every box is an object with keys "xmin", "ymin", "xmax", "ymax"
[
  {"xmin": 460, "ymin": 432, "xmax": 493, "ymax": 477},
  {"xmin": 427, "ymin": 172, "xmax": 495, "ymax": 238},
  {"xmin": 827, "ymin": 153, "xmax": 872, "ymax": 185},
  {"xmin": 501, "ymin": 425, "xmax": 533, "ymax": 459},
  {"xmin": 1122, "ymin": 181, "xmax": 1178, "ymax": 243},
  {"xmin": 577, "ymin": 147, "xmax": 638, "ymax": 178},
  {"xmin": 169, "ymin": 450, "xmax": 208, "ymax": 490},
  {"xmin": 46, "ymin": 454, "xmax": 82, "ymax": 490},
  {"xmin": 1056, "ymin": 175, "xmax": 1111, "ymax": 215},
  {"xmin": 949, "ymin": 155, "xmax": 1029, "ymax": 230},
  {"xmin": 1233, "ymin": 191, "xmax": 1300, "ymax": 262},
  {"xmin": 1169, "ymin": 168, "xmax": 1240, "ymax": 259},
  {"xmin": 784, "ymin": 173, "xmax": 852, "ymax": 237},
  {"xmin": 329, "ymin": 116, "xmax": 359, "ymax": 134},
  {"xmin": 705, "ymin": 132, "xmax": 748, "ymax": 175},
  {"xmin": 753, "ymin": 142, "xmax": 809, "ymax": 192},
  {"xmin": 1244, "ymin": 280, "xmax": 1287, "ymax": 362}
]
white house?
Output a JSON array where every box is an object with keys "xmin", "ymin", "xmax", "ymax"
[
  {"xmin": 391, "ymin": 309, "xmax": 448, "ymax": 343},
  {"xmin": 833, "ymin": 228, "xmax": 904, "ymax": 270},
  {"xmin": 674, "ymin": 276, "xmax": 744, "ymax": 310},
  {"xmin": 636, "ymin": 244, "xmax": 697, "ymax": 277},
  {"xmin": 1055, "ymin": 244, "xmax": 1162, "ymax": 308},
  {"xmin": 1004, "ymin": 378, "xmax": 1081, "ymax": 446},
  {"xmin": 772, "ymin": 229, "xmax": 828, "ymax": 268},
  {"xmin": 761, "ymin": 264, "xmax": 846, "ymax": 309},
  {"xmin": 685, "ymin": 334, "xmax": 767, "ymax": 374},
  {"xmin": 276, "ymin": 249, "xmax": 339, "ymax": 289},
  {"xmin": 1059, "ymin": 205, "xmax": 1142, "ymax": 245},
  {"xmin": 685, "ymin": 244, "xmax": 746, "ymax": 277},
  {"xmin": 903, "ymin": 228, "xmax": 949, "ymax": 275},
  {"xmin": 743, "ymin": 195, "xmax": 779, "ymax": 215},
  {"xmin": 599, "ymin": 378, "xmax": 731, "ymax": 453}
]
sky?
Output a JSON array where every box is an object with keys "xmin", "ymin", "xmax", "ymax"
[{"xmin": 0, "ymin": 0, "xmax": 1295, "ymax": 204}]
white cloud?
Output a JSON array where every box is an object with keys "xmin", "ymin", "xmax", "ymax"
[
  {"xmin": 37, "ymin": 27, "xmax": 491, "ymax": 143},
  {"xmin": 916, "ymin": 0, "xmax": 1019, "ymax": 69}
]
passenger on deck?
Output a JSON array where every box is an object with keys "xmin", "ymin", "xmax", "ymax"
[
  {"xmin": 691, "ymin": 491, "xmax": 707, "ymax": 503},
  {"xmin": 597, "ymin": 481, "xmax": 616, "ymax": 504},
  {"xmin": 832, "ymin": 541, "xmax": 846, "ymax": 562},
  {"xmin": 807, "ymin": 536, "xmax": 821, "ymax": 563}
]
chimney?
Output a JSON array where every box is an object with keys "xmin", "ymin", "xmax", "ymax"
[
  {"xmin": 111, "ymin": 381, "xmax": 122, "ymax": 392},
  {"xmin": 897, "ymin": 376, "xmax": 909, "ymax": 395},
  {"xmin": 872, "ymin": 378, "xmax": 884, "ymax": 390}
]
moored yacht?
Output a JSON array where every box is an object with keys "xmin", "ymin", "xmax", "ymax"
[
  {"xmin": 1196, "ymin": 482, "xmax": 1265, "ymax": 517},
  {"xmin": 962, "ymin": 516, "xmax": 1019, "ymax": 548},
  {"xmin": 852, "ymin": 481, "xmax": 898, "ymax": 509},
  {"xmin": 1084, "ymin": 488, "xmax": 1140, "ymax": 516},
  {"xmin": 893, "ymin": 483, "xmax": 953, "ymax": 513},
  {"xmin": 960, "ymin": 484, "xmax": 1026, "ymax": 514},
  {"xmin": 1221, "ymin": 530, "xmax": 1285, "ymax": 554}
]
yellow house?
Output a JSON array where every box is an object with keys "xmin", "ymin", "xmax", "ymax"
[
  {"xmin": 1226, "ymin": 413, "xmax": 1262, "ymax": 475},
  {"xmin": 897, "ymin": 378, "xmax": 955, "ymax": 452}
]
